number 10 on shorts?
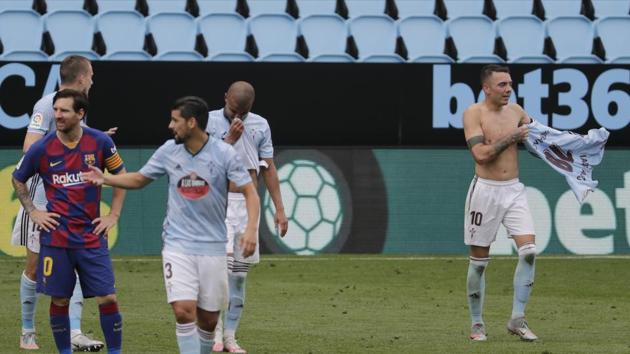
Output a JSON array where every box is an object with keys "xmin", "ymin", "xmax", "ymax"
[{"xmin": 470, "ymin": 211, "xmax": 483, "ymax": 226}]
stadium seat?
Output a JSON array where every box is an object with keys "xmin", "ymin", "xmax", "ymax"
[
  {"xmin": 258, "ymin": 53, "xmax": 306, "ymax": 61},
  {"xmin": 45, "ymin": 10, "xmax": 99, "ymax": 57},
  {"xmin": 147, "ymin": 0, "xmax": 187, "ymax": 15},
  {"xmin": 147, "ymin": 12, "xmax": 200, "ymax": 57},
  {"xmin": 0, "ymin": 50, "xmax": 49, "ymax": 61},
  {"xmin": 0, "ymin": 10, "xmax": 47, "ymax": 56},
  {"xmin": 360, "ymin": 54, "xmax": 406, "ymax": 63},
  {"xmin": 197, "ymin": 0, "xmax": 236, "ymax": 15},
  {"xmin": 593, "ymin": 0, "xmax": 630, "ymax": 17},
  {"xmin": 346, "ymin": 0, "xmax": 387, "ymax": 17},
  {"xmin": 396, "ymin": 0, "xmax": 434, "ymax": 18},
  {"xmin": 596, "ymin": 16, "xmax": 630, "ymax": 63},
  {"xmin": 103, "ymin": 51, "xmax": 153, "ymax": 60},
  {"xmin": 444, "ymin": 0, "xmax": 484, "ymax": 18},
  {"xmin": 46, "ymin": 0, "xmax": 88, "ymax": 11},
  {"xmin": 299, "ymin": 14, "xmax": 348, "ymax": 58},
  {"xmin": 97, "ymin": 10, "xmax": 147, "ymax": 56},
  {"xmin": 546, "ymin": 16, "xmax": 603, "ymax": 63},
  {"xmin": 248, "ymin": 13, "xmax": 299, "ymax": 57},
  {"xmin": 51, "ymin": 51, "xmax": 101, "ymax": 61},
  {"xmin": 296, "ymin": 0, "xmax": 336, "ymax": 17},
  {"xmin": 349, "ymin": 15, "xmax": 402, "ymax": 60},
  {"xmin": 98, "ymin": 0, "xmax": 138, "ymax": 12},
  {"xmin": 207, "ymin": 52, "xmax": 255, "ymax": 61},
  {"xmin": 398, "ymin": 15, "xmax": 453, "ymax": 63},
  {"xmin": 447, "ymin": 15, "xmax": 503, "ymax": 63},
  {"xmin": 497, "ymin": 15, "xmax": 553, "ymax": 63},
  {"xmin": 493, "ymin": 0, "xmax": 535, "ymax": 18},
  {"xmin": 154, "ymin": 51, "xmax": 204, "ymax": 61},
  {"xmin": 542, "ymin": 0, "xmax": 582, "ymax": 18},
  {"xmin": 197, "ymin": 13, "xmax": 248, "ymax": 57},
  {"xmin": 308, "ymin": 53, "xmax": 355, "ymax": 62},
  {"xmin": 0, "ymin": 1, "xmax": 34, "ymax": 10},
  {"xmin": 248, "ymin": 0, "xmax": 287, "ymax": 16}
]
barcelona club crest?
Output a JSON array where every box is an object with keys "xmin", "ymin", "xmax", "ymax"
[{"xmin": 84, "ymin": 154, "xmax": 96, "ymax": 166}]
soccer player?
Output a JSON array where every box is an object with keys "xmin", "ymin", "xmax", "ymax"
[
  {"xmin": 463, "ymin": 64, "xmax": 537, "ymax": 342},
  {"xmin": 206, "ymin": 81, "xmax": 288, "ymax": 353},
  {"xmin": 12, "ymin": 55, "xmax": 115, "ymax": 351},
  {"xmin": 12, "ymin": 89, "xmax": 126, "ymax": 354},
  {"xmin": 81, "ymin": 96, "xmax": 260, "ymax": 354}
]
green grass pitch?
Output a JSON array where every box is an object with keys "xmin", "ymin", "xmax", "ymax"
[{"xmin": 0, "ymin": 255, "xmax": 628, "ymax": 353}]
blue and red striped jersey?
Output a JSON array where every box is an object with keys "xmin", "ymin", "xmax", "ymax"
[{"xmin": 13, "ymin": 127, "xmax": 125, "ymax": 249}]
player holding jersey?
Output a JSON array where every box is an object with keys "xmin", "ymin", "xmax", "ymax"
[
  {"xmin": 81, "ymin": 96, "xmax": 260, "ymax": 354},
  {"xmin": 12, "ymin": 89, "xmax": 127, "ymax": 354},
  {"xmin": 206, "ymin": 81, "xmax": 288, "ymax": 353}
]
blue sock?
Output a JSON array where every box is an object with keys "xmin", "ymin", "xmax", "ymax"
[
  {"xmin": 99, "ymin": 302, "xmax": 122, "ymax": 354},
  {"xmin": 467, "ymin": 257, "xmax": 489, "ymax": 325},
  {"xmin": 69, "ymin": 278, "xmax": 83, "ymax": 332},
  {"xmin": 198, "ymin": 327, "xmax": 214, "ymax": 354},
  {"xmin": 512, "ymin": 244, "xmax": 536, "ymax": 319},
  {"xmin": 20, "ymin": 272, "xmax": 37, "ymax": 331},
  {"xmin": 50, "ymin": 302, "xmax": 72, "ymax": 354},
  {"xmin": 175, "ymin": 322, "xmax": 199, "ymax": 354},
  {"xmin": 224, "ymin": 270, "xmax": 247, "ymax": 338}
]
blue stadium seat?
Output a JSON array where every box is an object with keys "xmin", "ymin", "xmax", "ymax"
[
  {"xmin": 248, "ymin": 13, "xmax": 299, "ymax": 57},
  {"xmin": 154, "ymin": 51, "xmax": 204, "ymax": 61},
  {"xmin": 346, "ymin": 0, "xmax": 386, "ymax": 17},
  {"xmin": 398, "ymin": 15, "xmax": 453, "ymax": 63},
  {"xmin": 444, "ymin": 0, "xmax": 484, "ymax": 18},
  {"xmin": 546, "ymin": 16, "xmax": 603, "ymax": 63},
  {"xmin": 296, "ymin": 0, "xmax": 336, "ymax": 17},
  {"xmin": 45, "ymin": 10, "xmax": 99, "ymax": 57},
  {"xmin": 97, "ymin": 11, "xmax": 147, "ymax": 56},
  {"xmin": 147, "ymin": 0, "xmax": 186, "ymax": 15},
  {"xmin": 248, "ymin": 0, "xmax": 287, "ymax": 16},
  {"xmin": 0, "ymin": 10, "xmax": 46, "ymax": 56},
  {"xmin": 494, "ymin": 0, "xmax": 534, "ymax": 18},
  {"xmin": 197, "ymin": 13, "xmax": 248, "ymax": 56},
  {"xmin": 46, "ymin": 0, "xmax": 88, "ymax": 11},
  {"xmin": 103, "ymin": 51, "xmax": 153, "ymax": 60},
  {"xmin": 542, "ymin": 0, "xmax": 582, "ymax": 18},
  {"xmin": 51, "ymin": 51, "xmax": 100, "ymax": 61},
  {"xmin": 447, "ymin": 15, "xmax": 504, "ymax": 63},
  {"xmin": 258, "ymin": 53, "xmax": 306, "ymax": 61},
  {"xmin": 299, "ymin": 14, "xmax": 348, "ymax": 57},
  {"xmin": 596, "ymin": 16, "xmax": 630, "ymax": 63},
  {"xmin": 147, "ymin": 12, "xmax": 200, "ymax": 57},
  {"xmin": 0, "ymin": 51, "xmax": 50, "ymax": 61},
  {"xmin": 197, "ymin": 0, "xmax": 236, "ymax": 15},
  {"xmin": 593, "ymin": 0, "xmax": 630, "ymax": 17},
  {"xmin": 360, "ymin": 54, "xmax": 406, "ymax": 63},
  {"xmin": 98, "ymin": 0, "xmax": 138, "ymax": 12},
  {"xmin": 0, "ymin": 1, "xmax": 34, "ymax": 10},
  {"xmin": 207, "ymin": 52, "xmax": 255, "ymax": 61},
  {"xmin": 497, "ymin": 15, "xmax": 553, "ymax": 63},
  {"xmin": 396, "ymin": 0, "xmax": 434, "ymax": 18},
  {"xmin": 349, "ymin": 15, "xmax": 402, "ymax": 60},
  {"xmin": 308, "ymin": 53, "xmax": 355, "ymax": 62}
]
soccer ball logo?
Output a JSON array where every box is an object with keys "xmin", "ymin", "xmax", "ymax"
[{"xmin": 263, "ymin": 154, "xmax": 351, "ymax": 255}]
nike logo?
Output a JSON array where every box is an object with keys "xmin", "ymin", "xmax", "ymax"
[{"xmin": 49, "ymin": 161, "xmax": 63, "ymax": 167}]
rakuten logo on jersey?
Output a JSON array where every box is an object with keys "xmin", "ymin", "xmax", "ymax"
[
  {"xmin": 432, "ymin": 65, "xmax": 630, "ymax": 131},
  {"xmin": 52, "ymin": 172, "xmax": 85, "ymax": 187}
]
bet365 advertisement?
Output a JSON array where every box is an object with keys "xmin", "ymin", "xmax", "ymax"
[{"xmin": 1, "ymin": 148, "xmax": 628, "ymax": 256}]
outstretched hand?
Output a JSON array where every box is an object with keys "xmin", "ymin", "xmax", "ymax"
[
  {"xmin": 82, "ymin": 165, "xmax": 105, "ymax": 186},
  {"xmin": 104, "ymin": 127, "xmax": 118, "ymax": 136}
]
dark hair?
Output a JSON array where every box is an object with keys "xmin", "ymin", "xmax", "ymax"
[
  {"xmin": 172, "ymin": 96, "xmax": 209, "ymax": 130},
  {"xmin": 53, "ymin": 89, "xmax": 89, "ymax": 115},
  {"xmin": 480, "ymin": 64, "xmax": 510, "ymax": 85},
  {"xmin": 60, "ymin": 55, "xmax": 91, "ymax": 84}
]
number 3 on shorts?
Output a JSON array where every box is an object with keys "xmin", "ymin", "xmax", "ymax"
[{"xmin": 43, "ymin": 256, "xmax": 53, "ymax": 276}]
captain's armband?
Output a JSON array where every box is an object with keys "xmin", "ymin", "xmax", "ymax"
[{"xmin": 466, "ymin": 135, "xmax": 485, "ymax": 149}]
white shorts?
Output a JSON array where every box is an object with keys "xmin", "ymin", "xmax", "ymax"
[
  {"xmin": 11, "ymin": 175, "xmax": 46, "ymax": 253},
  {"xmin": 464, "ymin": 176, "xmax": 535, "ymax": 247},
  {"xmin": 162, "ymin": 250, "xmax": 228, "ymax": 312},
  {"xmin": 226, "ymin": 193, "xmax": 260, "ymax": 264}
]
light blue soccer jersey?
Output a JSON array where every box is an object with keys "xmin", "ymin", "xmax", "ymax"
[
  {"xmin": 139, "ymin": 137, "xmax": 252, "ymax": 256},
  {"xmin": 206, "ymin": 109, "xmax": 274, "ymax": 160}
]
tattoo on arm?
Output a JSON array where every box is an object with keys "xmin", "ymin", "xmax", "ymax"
[
  {"xmin": 12, "ymin": 178, "xmax": 36, "ymax": 214},
  {"xmin": 466, "ymin": 135, "xmax": 485, "ymax": 149},
  {"xmin": 492, "ymin": 131, "xmax": 520, "ymax": 156}
]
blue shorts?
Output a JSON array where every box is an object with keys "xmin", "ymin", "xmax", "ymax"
[{"xmin": 37, "ymin": 242, "xmax": 116, "ymax": 298}]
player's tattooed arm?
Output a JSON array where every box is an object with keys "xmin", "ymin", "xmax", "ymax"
[
  {"xmin": 467, "ymin": 135, "xmax": 484, "ymax": 149},
  {"xmin": 492, "ymin": 126, "xmax": 528, "ymax": 156},
  {"xmin": 12, "ymin": 178, "xmax": 37, "ymax": 214}
]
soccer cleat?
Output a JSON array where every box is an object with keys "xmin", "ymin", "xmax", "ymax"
[
  {"xmin": 507, "ymin": 317, "xmax": 538, "ymax": 341},
  {"xmin": 71, "ymin": 333, "xmax": 105, "ymax": 352},
  {"xmin": 212, "ymin": 341, "xmax": 224, "ymax": 352},
  {"xmin": 223, "ymin": 338, "xmax": 247, "ymax": 353},
  {"xmin": 469, "ymin": 323, "xmax": 487, "ymax": 341},
  {"xmin": 20, "ymin": 331, "xmax": 40, "ymax": 350}
]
